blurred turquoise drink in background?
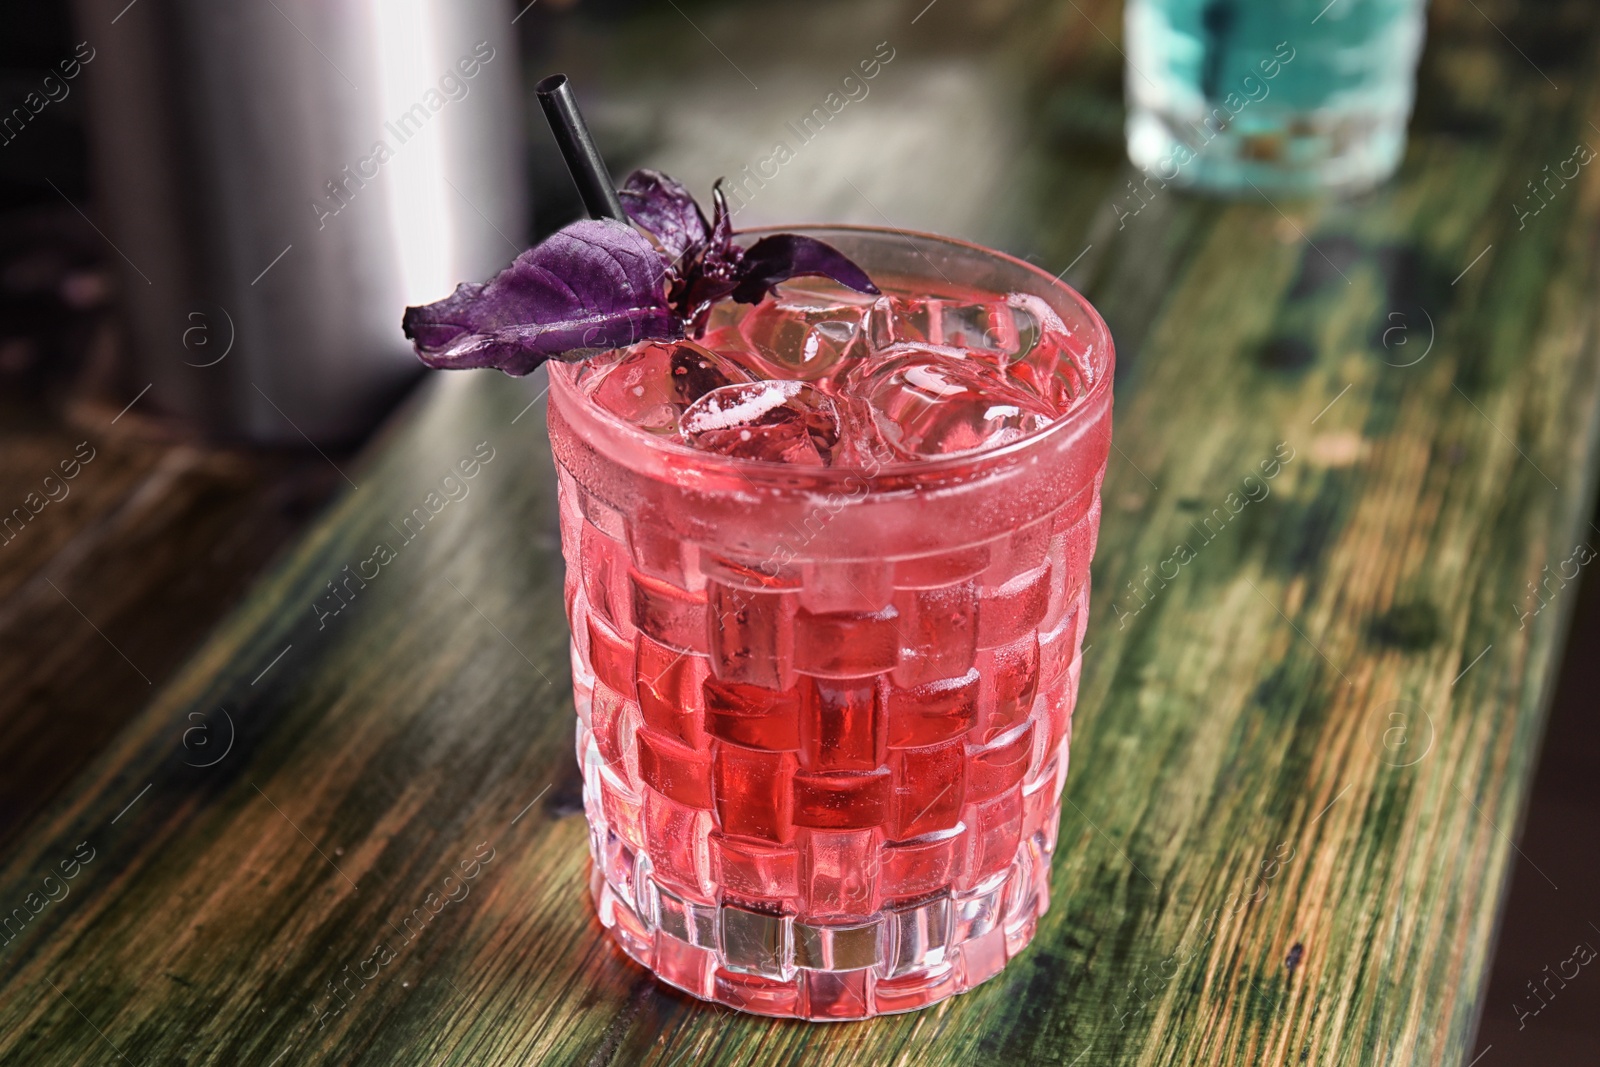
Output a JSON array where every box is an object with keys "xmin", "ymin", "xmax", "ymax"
[{"xmin": 1124, "ymin": 0, "xmax": 1429, "ymax": 195}]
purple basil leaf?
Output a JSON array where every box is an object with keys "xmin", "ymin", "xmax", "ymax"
[
  {"xmin": 402, "ymin": 218, "xmax": 681, "ymax": 375},
  {"xmin": 728, "ymin": 233, "xmax": 882, "ymax": 305},
  {"xmin": 706, "ymin": 179, "xmax": 737, "ymax": 265},
  {"xmin": 619, "ymin": 169, "xmax": 708, "ymax": 264},
  {"xmin": 670, "ymin": 179, "xmax": 747, "ymax": 330}
]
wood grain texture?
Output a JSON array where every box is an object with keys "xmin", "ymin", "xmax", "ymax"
[
  {"xmin": 0, "ymin": 426, "xmax": 340, "ymax": 849},
  {"xmin": 3, "ymin": 0, "xmax": 1600, "ymax": 1063}
]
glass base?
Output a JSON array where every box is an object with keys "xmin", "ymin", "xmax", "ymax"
[
  {"xmin": 588, "ymin": 786, "xmax": 1061, "ymax": 1021},
  {"xmin": 1126, "ymin": 103, "xmax": 1408, "ymax": 197}
]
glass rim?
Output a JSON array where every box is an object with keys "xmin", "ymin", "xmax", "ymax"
[{"xmin": 547, "ymin": 223, "xmax": 1116, "ymax": 485}]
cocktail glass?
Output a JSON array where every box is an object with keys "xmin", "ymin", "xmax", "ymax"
[
  {"xmin": 546, "ymin": 226, "xmax": 1114, "ymax": 1019},
  {"xmin": 1124, "ymin": 0, "xmax": 1429, "ymax": 194}
]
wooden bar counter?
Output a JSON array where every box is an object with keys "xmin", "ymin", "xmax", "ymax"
[{"xmin": 2, "ymin": 0, "xmax": 1598, "ymax": 1062}]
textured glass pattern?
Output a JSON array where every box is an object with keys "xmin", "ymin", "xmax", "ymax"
[
  {"xmin": 547, "ymin": 228, "xmax": 1114, "ymax": 1019},
  {"xmin": 560, "ymin": 471, "xmax": 1096, "ymax": 1019}
]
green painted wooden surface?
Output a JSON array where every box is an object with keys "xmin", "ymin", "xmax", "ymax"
[{"xmin": 3, "ymin": 0, "xmax": 1600, "ymax": 1063}]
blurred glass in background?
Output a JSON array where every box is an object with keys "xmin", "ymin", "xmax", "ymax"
[{"xmin": 1124, "ymin": 0, "xmax": 1429, "ymax": 195}]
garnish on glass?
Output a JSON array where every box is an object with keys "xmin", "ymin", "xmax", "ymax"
[{"xmin": 401, "ymin": 74, "xmax": 878, "ymax": 376}]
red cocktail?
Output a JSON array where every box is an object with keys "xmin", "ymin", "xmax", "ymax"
[{"xmin": 547, "ymin": 226, "xmax": 1113, "ymax": 1019}]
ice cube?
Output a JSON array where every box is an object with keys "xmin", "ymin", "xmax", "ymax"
[
  {"xmin": 829, "ymin": 393, "xmax": 899, "ymax": 469},
  {"xmin": 867, "ymin": 296, "xmax": 936, "ymax": 350},
  {"xmin": 697, "ymin": 324, "xmax": 767, "ymax": 368},
  {"xmin": 584, "ymin": 340, "xmax": 759, "ymax": 434},
  {"xmin": 851, "ymin": 345, "xmax": 1058, "ymax": 459},
  {"xmin": 872, "ymin": 294, "xmax": 1045, "ymax": 360},
  {"xmin": 680, "ymin": 380, "xmax": 841, "ymax": 465},
  {"xmin": 1001, "ymin": 293, "xmax": 1094, "ymax": 411},
  {"xmin": 938, "ymin": 300, "xmax": 1035, "ymax": 358},
  {"xmin": 870, "ymin": 292, "xmax": 1055, "ymax": 364},
  {"xmin": 737, "ymin": 296, "xmax": 868, "ymax": 381}
]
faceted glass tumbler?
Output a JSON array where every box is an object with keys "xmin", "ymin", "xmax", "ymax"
[{"xmin": 546, "ymin": 227, "xmax": 1114, "ymax": 1020}]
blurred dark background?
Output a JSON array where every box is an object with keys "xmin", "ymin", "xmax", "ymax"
[
  {"xmin": 0, "ymin": 0, "xmax": 94, "ymax": 417},
  {"xmin": 0, "ymin": 0, "xmax": 1596, "ymax": 1060}
]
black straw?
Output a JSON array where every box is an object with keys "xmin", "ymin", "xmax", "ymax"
[{"xmin": 535, "ymin": 74, "xmax": 626, "ymax": 222}]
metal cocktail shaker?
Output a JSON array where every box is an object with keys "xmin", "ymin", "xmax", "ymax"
[{"xmin": 71, "ymin": 0, "xmax": 527, "ymax": 443}]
